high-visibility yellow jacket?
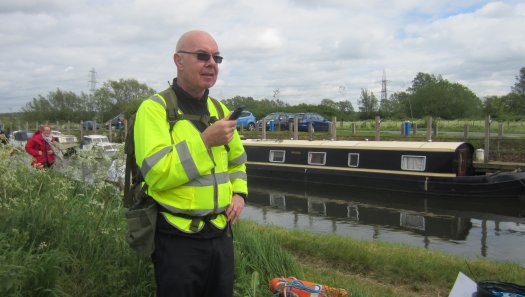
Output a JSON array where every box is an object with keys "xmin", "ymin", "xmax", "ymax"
[{"xmin": 134, "ymin": 92, "xmax": 248, "ymax": 233}]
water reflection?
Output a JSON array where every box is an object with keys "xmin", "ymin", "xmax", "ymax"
[{"xmin": 242, "ymin": 178, "xmax": 525, "ymax": 266}]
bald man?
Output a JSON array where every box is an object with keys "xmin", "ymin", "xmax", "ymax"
[{"xmin": 133, "ymin": 30, "xmax": 248, "ymax": 297}]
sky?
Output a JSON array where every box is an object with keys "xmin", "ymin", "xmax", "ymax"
[{"xmin": 1, "ymin": 0, "xmax": 524, "ymax": 112}]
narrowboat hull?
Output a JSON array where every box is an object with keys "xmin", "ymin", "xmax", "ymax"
[{"xmin": 243, "ymin": 139, "xmax": 525, "ymax": 199}]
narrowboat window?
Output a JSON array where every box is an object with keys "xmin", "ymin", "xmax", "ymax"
[
  {"xmin": 308, "ymin": 152, "xmax": 326, "ymax": 165},
  {"xmin": 348, "ymin": 153, "xmax": 359, "ymax": 167},
  {"xmin": 269, "ymin": 150, "xmax": 285, "ymax": 163},
  {"xmin": 401, "ymin": 155, "xmax": 426, "ymax": 171}
]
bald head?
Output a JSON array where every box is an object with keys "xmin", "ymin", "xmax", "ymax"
[
  {"xmin": 176, "ymin": 30, "xmax": 218, "ymax": 53},
  {"xmin": 173, "ymin": 30, "xmax": 220, "ymax": 98}
]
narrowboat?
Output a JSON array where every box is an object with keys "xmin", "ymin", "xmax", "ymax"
[{"xmin": 242, "ymin": 139, "xmax": 525, "ymax": 199}]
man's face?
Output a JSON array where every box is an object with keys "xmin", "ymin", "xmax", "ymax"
[{"xmin": 175, "ymin": 32, "xmax": 220, "ymax": 96}]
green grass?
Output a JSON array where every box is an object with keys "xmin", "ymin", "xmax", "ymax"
[{"xmin": 1, "ymin": 148, "xmax": 524, "ymax": 297}]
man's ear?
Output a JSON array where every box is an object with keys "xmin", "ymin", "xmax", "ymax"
[{"xmin": 174, "ymin": 53, "xmax": 183, "ymax": 69}]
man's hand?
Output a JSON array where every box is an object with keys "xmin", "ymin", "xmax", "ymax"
[
  {"xmin": 226, "ymin": 194, "xmax": 245, "ymax": 224},
  {"xmin": 201, "ymin": 117, "xmax": 237, "ymax": 148}
]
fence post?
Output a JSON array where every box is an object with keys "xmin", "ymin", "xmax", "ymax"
[
  {"xmin": 400, "ymin": 122, "xmax": 405, "ymax": 137},
  {"xmin": 352, "ymin": 123, "xmax": 356, "ymax": 136},
  {"xmin": 497, "ymin": 121, "xmax": 503, "ymax": 160},
  {"xmin": 375, "ymin": 116, "xmax": 380, "ymax": 141},
  {"xmin": 262, "ymin": 118, "xmax": 267, "ymax": 140},
  {"xmin": 426, "ymin": 116, "xmax": 432, "ymax": 141},
  {"xmin": 484, "ymin": 115, "xmax": 491, "ymax": 163},
  {"xmin": 412, "ymin": 122, "xmax": 417, "ymax": 136},
  {"xmin": 80, "ymin": 121, "xmax": 84, "ymax": 140},
  {"xmin": 293, "ymin": 117, "xmax": 299, "ymax": 140},
  {"xmin": 331, "ymin": 116, "xmax": 337, "ymax": 140},
  {"xmin": 308, "ymin": 122, "xmax": 313, "ymax": 141},
  {"xmin": 463, "ymin": 123, "xmax": 469, "ymax": 141},
  {"xmin": 109, "ymin": 124, "xmax": 112, "ymax": 142}
]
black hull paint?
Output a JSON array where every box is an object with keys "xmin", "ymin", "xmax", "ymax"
[
  {"xmin": 246, "ymin": 164, "xmax": 525, "ymax": 199},
  {"xmin": 242, "ymin": 139, "xmax": 525, "ymax": 199},
  {"xmin": 247, "ymin": 164, "xmax": 525, "ymax": 198}
]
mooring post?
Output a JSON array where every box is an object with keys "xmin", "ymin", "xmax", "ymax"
[{"xmin": 484, "ymin": 115, "xmax": 491, "ymax": 163}]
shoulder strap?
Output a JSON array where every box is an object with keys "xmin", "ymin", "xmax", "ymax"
[
  {"xmin": 158, "ymin": 87, "xmax": 179, "ymax": 132},
  {"xmin": 210, "ymin": 97, "xmax": 225, "ymax": 119}
]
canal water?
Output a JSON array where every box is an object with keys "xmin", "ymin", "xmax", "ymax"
[{"xmin": 241, "ymin": 178, "xmax": 525, "ymax": 266}]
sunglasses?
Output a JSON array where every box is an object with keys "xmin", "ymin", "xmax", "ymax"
[{"xmin": 177, "ymin": 51, "xmax": 223, "ymax": 64}]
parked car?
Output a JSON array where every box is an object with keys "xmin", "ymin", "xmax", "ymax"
[
  {"xmin": 53, "ymin": 134, "xmax": 79, "ymax": 155},
  {"xmin": 293, "ymin": 112, "xmax": 331, "ymax": 132},
  {"xmin": 80, "ymin": 135, "xmax": 117, "ymax": 156},
  {"xmin": 82, "ymin": 121, "xmax": 100, "ymax": 131},
  {"xmin": 236, "ymin": 111, "xmax": 257, "ymax": 131},
  {"xmin": 257, "ymin": 112, "xmax": 294, "ymax": 131},
  {"xmin": 9, "ymin": 130, "xmax": 34, "ymax": 149}
]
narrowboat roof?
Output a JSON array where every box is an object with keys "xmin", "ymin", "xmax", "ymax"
[{"xmin": 242, "ymin": 139, "xmax": 470, "ymax": 152}]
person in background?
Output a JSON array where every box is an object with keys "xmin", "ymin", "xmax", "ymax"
[
  {"xmin": 0, "ymin": 129, "xmax": 8, "ymax": 145},
  {"xmin": 134, "ymin": 30, "xmax": 248, "ymax": 297},
  {"xmin": 25, "ymin": 125, "xmax": 55, "ymax": 169}
]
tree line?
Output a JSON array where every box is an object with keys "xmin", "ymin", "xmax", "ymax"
[{"xmin": 9, "ymin": 67, "xmax": 525, "ymax": 124}]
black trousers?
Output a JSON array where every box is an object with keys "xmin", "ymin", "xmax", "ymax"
[{"xmin": 152, "ymin": 230, "xmax": 234, "ymax": 297}]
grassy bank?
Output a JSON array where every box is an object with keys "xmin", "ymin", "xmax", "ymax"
[{"xmin": 1, "ymin": 148, "xmax": 524, "ymax": 297}]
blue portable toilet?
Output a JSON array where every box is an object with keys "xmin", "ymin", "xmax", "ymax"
[
  {"xmin": 404, "ymin": 120, "xmax": 411, "ymax": 136},
  {"xmin": 269, "ymin": 119, "xmax": 275, "ymax": 131}
]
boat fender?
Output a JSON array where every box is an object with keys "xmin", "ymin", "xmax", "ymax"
[{"xmin": 269, "ymin": 277, "xmax": 348, "ymax": 297}]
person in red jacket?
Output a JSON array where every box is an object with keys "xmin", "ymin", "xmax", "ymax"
[{"xmin": 25, "ymin": 125, "xmax": 55, "ymax": 169}]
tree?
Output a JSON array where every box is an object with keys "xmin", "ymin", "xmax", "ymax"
[
  {"xmin": 320, "ymin": 98, "xmax": 338, "ymax": 110},
  {"xmin": 336, "ymin": 100, "xmax": 354, "ymax": 114},
  {"xmin": 20, "ymin": 79, "xmax": 155, "ymax": 124},
  {"xmin": 21, "ymin": 89, "xmax": 85, "ymax": 123},
  {"xmin": 405, "ymin": 73, "xmax": 482, "ymax": 119},
  {"xmin": 357, "ymin": 89, "xmax": 378, "ymax": 119},
  {"xmin": 511, "ymin": 67, "xmax": 525, "ymax": 95},
  {"xmin": 483, "ymin": 95, "xmax": 505, "ymax": 118},
  {"xmin": 408, "ymin": 72, "xmax": 441, "ymax": 93},
  {"xmin": 94, "ymin": 78, "xmax": 154, "ymax": 120},
  {"xmin": 388, "ymin": 91, "xmax": 411, "ymax": 119}
]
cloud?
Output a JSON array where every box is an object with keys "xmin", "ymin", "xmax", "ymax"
[{"xmin": 1, "ymin": 0, "xmax": 524, "ymax": 112}]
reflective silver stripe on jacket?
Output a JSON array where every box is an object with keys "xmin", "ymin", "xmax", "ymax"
[
  {"xmin": 229, "ymin": 171, "xmax": 247, "ymax": 181},
  {"xmin": 185, "ymin": 172, "xmax": 230, "ymax": 187},
  {"xmin": 176, "ymin": 140, "xmax": 200, "ymax": 180},
  {"xmin": 229, "ymin": 151, "xmax": 247, "ymax": 165},
  {"xmin": 158, "ymin": 201, "xmax": 227, "ymax": 216},
  {"xmin": 141, "ymin": 146, "xmax": 173, "ymax": 178}
]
